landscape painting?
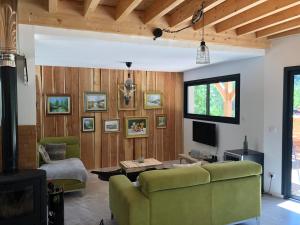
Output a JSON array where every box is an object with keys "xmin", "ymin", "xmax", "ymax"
[
  {"xmin": 104, "ymin": 119, "xmax": 120, "ymax": 133},
  {"xmin": 125, "ymin": 117, "xmax": 149, "ymax": 138},
  {"xmin": 47, "ymin": 95, "xmax": 71, "ymax": 115},
  {"xmin": 156, "ymin": 114, "xmax": 167, "ymax": 128},
  {"xmin": 84, "ymin": 92, "xmax": 107, "ymax": 112},
  {"xmin": 144, "ymin": 92, "xmax": 163, "ymax": 109},
  {"xmin": 82, "ymin": 117, "xmax": 95, "ymax": 132}
]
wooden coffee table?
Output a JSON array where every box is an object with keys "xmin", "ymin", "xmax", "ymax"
[{"xmin": 120, "ymin": 158, "xmax": 163, "ymax": 174}]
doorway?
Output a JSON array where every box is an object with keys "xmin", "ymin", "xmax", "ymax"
[{"xmin": 282, "ymin": 66, "xmax": 300, "ymax": 200}]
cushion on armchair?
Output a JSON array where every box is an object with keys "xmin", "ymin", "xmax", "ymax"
[{"xmin": 45, "ymin": 143, "xmax": 67, "ymax": 160}]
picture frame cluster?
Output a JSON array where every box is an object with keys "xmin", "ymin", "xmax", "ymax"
[{"xmin": 46, "ymin": 90, "xmax": 167, "ymax": 138}]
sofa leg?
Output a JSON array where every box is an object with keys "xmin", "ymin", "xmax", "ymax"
[
  {"xmin": 111, "ymin": 213, "xmax": 114, "ymax": 220},
  {"xmin": 256, "ymin": 217, "xmax": 261, "ymax": 225}
]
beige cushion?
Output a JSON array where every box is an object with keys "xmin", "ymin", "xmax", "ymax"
[
  {"xmin": 172, "ymin": 161, "xmax": 203, "ymax": 168},
  {"xmin": 38, "ymin": 145, "xmax": 51, "ymax": 163}
]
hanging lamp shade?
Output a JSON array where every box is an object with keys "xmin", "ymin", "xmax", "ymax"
[{"xmin": 196, "ymin": 40, "xmax": 210, "ymax": 64}]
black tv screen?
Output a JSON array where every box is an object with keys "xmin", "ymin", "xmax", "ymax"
[{"xmin": 193, "ymin": 121, "xmax": 217, "ymax": 147}]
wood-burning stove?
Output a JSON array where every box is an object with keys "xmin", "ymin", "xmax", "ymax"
[{"xmin": 0, "ymin": 1, "xmax": 47, "ymax": 225}]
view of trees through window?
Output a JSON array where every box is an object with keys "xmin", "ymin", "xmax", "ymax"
[
  {"xmin": 294, "ymin": 75, "xmax": 300, "ymax": 115},
  {"xmin": 188, "ymin": 81, "xmax": 236, "ymax": 118}
]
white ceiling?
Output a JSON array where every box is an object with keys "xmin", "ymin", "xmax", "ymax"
[{"xmin": 33, "ymin": 26, "xmax": 265, "ymax": 72}]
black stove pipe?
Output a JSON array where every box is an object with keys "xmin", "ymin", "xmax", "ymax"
[{"xmin": 0, "ymin": 64, "xmax": 19, "ymax": 173}]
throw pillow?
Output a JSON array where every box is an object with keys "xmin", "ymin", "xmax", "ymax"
[
  {"xmin": 38, "ymin": 145, "xmax": 51, "ymax": 164},
  {"xmin": 45, "ymin": 143, "xmax": 67, "ymax": 160},
  {"xmin": 172, "ymin": 161, "xmax": 203, "ymax": 168}
]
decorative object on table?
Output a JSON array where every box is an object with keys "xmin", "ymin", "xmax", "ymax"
[
  {"xmin": 48, "ymin": 182, "xmax": 64, "ymax": 225},
  {"xmin": 243, "ymin": 135, "xmax": 248, "ymax": 153},
  {"xmin": 47, "ymin": 95, "xmax": 71, "ymax": 115},
  {"xmin": 82, "ymin": 117, "xmax": 95, "ymax": 132},
  {"xmin": 118, "ymin": 62, "xmax": 137, "ymax": 110},
  {"xmin": 125, "ymin": 116, "xmax": 149, "ymax": 138},
  {"xmin": 156, "ymin": 114, "xmax": 167, "ymax": 128},
  {"xmin": 84, "ymin": 92, "xmax": 107, "ymax": 112},
  {"xmin": 137, "ymin": 156, "xmax": 144, "ymax": 163},
  {"xmin": 103, "ymin": 119, "xmax": 120, "ymax": 133},
  {"xmin": 144, "ymin": 91, "xmax": 163, "ymax": 109}
]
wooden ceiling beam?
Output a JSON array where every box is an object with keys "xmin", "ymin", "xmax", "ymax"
[
  {"xmin": 18, "ymin": 0, "xmax": 270, "ymax": 49},
  {"xmin": 237, "ymin": 5, "xmax": 300, "ymax": 36},
  {"xmin": 115, "ymin": 0, "xmax": 143, "ymax": 22},
  {"xmin": 215, "ymin": 0, "xmax": 300, "ymax": 33},
  {"xmin": 256, "ymin": 17, "xmax": 300, "ymax": 38},
  {"xmin": 193, "ymin": 0, "xmax": 266, "ymax": 30},
  {"xmin": 268, "ymin": 27, "xmax": 300, "ymax": 39},
  {"xmin": 143, "ymin": 0, "xmax": 185, "ymax": 25},
  {"xmin": 167, "ymin": 0, "xmax": 226, "ymax": 28},
  {"xmin": 48, "ymin": 0, "xmax": 57, "ymax": 13},
  {"xmin": 83, "ymin": 0, "xmax": 100, "ymax": 17}
]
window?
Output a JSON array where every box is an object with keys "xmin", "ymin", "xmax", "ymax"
[{"xmin": 184, "ymin": 74, "xmax": 240, "ymax": 124}]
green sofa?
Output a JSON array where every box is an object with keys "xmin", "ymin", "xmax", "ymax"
[
  {"xmin": 109, "ymin": 161, "xmax": 262, "ymax": 225},
  {"xmin": 38, "ymin": 136, "xmax": 86, "ymax": 192}
]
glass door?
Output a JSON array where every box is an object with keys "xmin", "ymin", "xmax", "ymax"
[
  {"xmin": 292, "ymin": 75, "xmax": 300, "ymax": 199},
  {"xmin": 282, "ymin": 66, "xmax": 300, "ymax": 200}
]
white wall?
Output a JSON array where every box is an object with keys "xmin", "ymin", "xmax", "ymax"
[
  {"xmin": 17, "ymin": 25, "xmax": 36, "ymax": 125},
  {"xmin": 264, "ymin": 35, "xmax": 300, "ymax": 196},
  {"xmin": 184, "ymin": 57, "xmax": 265, "ymax": 160}
]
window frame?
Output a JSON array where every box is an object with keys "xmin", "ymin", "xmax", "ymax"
[{"xmin": 184, "ymin": 74, "xmax": 240, "ymax": 124}]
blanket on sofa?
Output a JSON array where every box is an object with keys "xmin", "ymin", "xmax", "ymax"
[{"xmin": 40, "ymin": 158, "xmax": 88, "ymax": 183}]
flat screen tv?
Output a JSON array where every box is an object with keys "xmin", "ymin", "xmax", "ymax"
[{"xmin": 193, "ymin": 121, "xmax": 217, "ymax": 147}]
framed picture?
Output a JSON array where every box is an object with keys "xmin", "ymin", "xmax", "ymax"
[
  {"xmin": 84, "ymin": 92, "xmax": 107, "ymax": 112},
  {"xmin": 125, "ymin": 117, "xmax": 149, "ymax": 138},
  {"xmin": 144, "ymin": 91, "xmax": 163, "ymax": 109},
  {"xmin": 156, "ymin": 114, "xmax": 167, "ymax": 128},
  {"xmin": 103, "ymin": 119, "xmax": 120, "ymax": 133},
  {"xmin": 47, "ymin": 95, "xmax": 71, "ymax": 115},
  {"xmin": 118, "ymin": 84, "xmax": 137, "ymax": 111},
  {"xmin": 82, "ymin": 117, "xmax": 95, "ymax": 132}
]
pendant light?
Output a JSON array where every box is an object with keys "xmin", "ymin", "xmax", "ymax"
[{"xmin": 196, "ymin": 5, "xmax": 210, "ymax": 64}]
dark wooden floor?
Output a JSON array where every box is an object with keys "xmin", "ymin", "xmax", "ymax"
[{"xmin": 64, "ymin": 173, "xmax": 300, "ymax": 225}]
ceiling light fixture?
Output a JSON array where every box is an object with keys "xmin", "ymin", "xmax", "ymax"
[
  {"xmin": 152, "ymin": 1, "xmax": 210, "ymax": 64},
  {"xmin": 196, "ymin": 3, "xmax": 210, "ymax": 64},
  {"xmin": 152, "ymin": 2, "xmax": 204, "ymax": 40}
]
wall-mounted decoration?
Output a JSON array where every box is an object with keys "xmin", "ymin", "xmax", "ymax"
[
  {"xmin": 118, "ymin": 62, "xmax": 137, "ymax": 111},
  {"xmin": 144, "ymin": 91, "xmax": 163, "ymax": 109},
  {"xmin": 118, "ymin": 84, "xmax": 137, "ymax": 110},
  {"xmin": 84, "ymin": 92, "xmax": 107, "ymax": 112},
  {"xmin": 82, "ymin": 117, "xmax": 95, "ymax": 132},
  {"xmin": 47, "ymin": 95, "xmax": 71, "ymax": 115},
  {"xmin": 125, "ymin": 116, "xmax": 149, "ymax": 138},
  {"xmin": 156, "ymin": 114, "xmax": 167, "ymax": 129},
  {"xmin": 103, "ymin": 119, "xmax": 120, "ymax": 133}
]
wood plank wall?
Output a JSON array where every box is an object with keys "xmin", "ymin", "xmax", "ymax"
[
  {"xmin": 0, "ymin": 125, "xmax": 37, "ymax": 172},
  {"xmin": 36, "ymin": 66, "xmax": 183, "ymax": 169}
]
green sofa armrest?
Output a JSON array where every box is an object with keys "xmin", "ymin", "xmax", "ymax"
[
  {"xmin": 109, "ymin": 175, "xmax": 150, "ymax": 225},
  {"xmin": 202, "ymin": 161, "xmax": 262, "ymax": 182},
  {"xmin": 139, "ymin": 166, "xmax": 210, "ymax": 196}
]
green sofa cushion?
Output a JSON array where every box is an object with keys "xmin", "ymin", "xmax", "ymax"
[
  {"xmin": 202, "ymin": 161, "xmax": 262, "ymax": 182},
  {"xmin": 139, "ymin": 166, "xmax": 210, "ymax": 196}
]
